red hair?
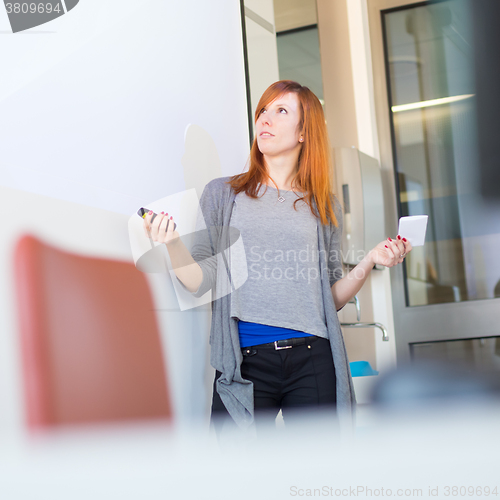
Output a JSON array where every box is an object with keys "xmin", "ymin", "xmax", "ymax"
[{"xmin": 227, "ymin": 80, "xmax": 338, "ymax": 227}]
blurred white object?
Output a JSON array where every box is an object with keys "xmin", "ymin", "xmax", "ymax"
[{"xmin": 1, "ymin": 401, "xmax": 500, "ymax": 500}]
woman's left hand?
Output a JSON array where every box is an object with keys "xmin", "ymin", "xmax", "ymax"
[{"xmin": 367, "ymin": 235, "xmax": 413, "ymax": 268}]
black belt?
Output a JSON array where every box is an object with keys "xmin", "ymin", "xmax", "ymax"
[{"xmin": 241, "ymin": 336, "xmax": 319, "ymax": 353}]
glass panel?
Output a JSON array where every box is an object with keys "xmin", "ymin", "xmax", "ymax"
[
  {"xmin": 383, "ymin": 0, "xmax": 500, "ymax": 307},
  {"xmin": 276, "ymin": 26, "xmax": 324, "ymax": 103},
  {"xmin": 411, "ymin": 337, "xmax": 500, "ymax": 373}
]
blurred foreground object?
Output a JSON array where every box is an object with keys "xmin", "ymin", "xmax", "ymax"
[{"xmin": 14, "ymin": 235, "xmax": 172, "ymax": 430}]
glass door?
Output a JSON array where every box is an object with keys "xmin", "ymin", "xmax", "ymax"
[{"xmin": 372, "ymin": 0, "xmax": 500, "ymax": 364}]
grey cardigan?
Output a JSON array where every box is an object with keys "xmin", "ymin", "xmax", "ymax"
[{"xmin": 181, "ymin": 176, "xmax": 356, "ymax": 429}]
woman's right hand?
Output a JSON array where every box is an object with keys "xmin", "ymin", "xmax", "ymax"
[{"xmin": 143, "ymin": 211, "xmax": 180, "ymax": 246}]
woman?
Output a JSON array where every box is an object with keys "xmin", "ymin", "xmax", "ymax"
[{"xmin": 144, "ymin": 80, "xmax": 412, "ymax": 433}]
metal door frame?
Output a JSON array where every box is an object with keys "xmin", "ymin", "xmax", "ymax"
[{"xmin": 367, "ymin": 0, "xmax": 500, "ymax": 363}]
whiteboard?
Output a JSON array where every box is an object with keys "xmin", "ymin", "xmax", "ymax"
[{"xmin": 0, "ymin": 0, "xmax": 250, "ymax": 214}]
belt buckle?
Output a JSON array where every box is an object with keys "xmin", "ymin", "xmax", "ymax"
[{"xmin": 274, "ymin": 340, "xmax": 292, "ymax": 350}]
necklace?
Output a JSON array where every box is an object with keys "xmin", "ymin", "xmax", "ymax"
[
  {"xmin": 265, "ymin": 178, "xmax": 300, "ymax": 203},
  {"xmin": 277, "ymin": 189, "xmax": 286, "ymax": 203},
  {"xmin": 276, "ymin": 185, "xmax": 300, "ymax": 203}
]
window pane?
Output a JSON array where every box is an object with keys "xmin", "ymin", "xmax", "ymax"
[
  {"xmin": 412, "ymin": 337, "xmax": 500, "ymax": 373},
  {"xmin": 383, "ymin": 0, "xmax": 500, "ymax": 306},
  {"xmin": 276, "ymin": 26, "xmax": 324, "ymax": 102}
]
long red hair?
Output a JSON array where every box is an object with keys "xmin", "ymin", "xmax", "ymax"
[{"xmin": 227, "ymin": 80, "xmax": 338, "ymax": 227}]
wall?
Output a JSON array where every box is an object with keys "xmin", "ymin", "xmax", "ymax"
[
  {"xmin": 0, "ymin": 0, "xmax": 250, "ymax": 438},
  {"xmin": 317, "ymin": 0, "xmax": 398, "ymax": 401}
]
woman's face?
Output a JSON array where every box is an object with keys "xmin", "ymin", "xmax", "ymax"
[{"xmin": 255, "ymin": 92, "xmax": 303, "ymax": 161}]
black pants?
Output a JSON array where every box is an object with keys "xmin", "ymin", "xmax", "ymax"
[{"xmin": 211, "ymin": 336, "xmax": 337, "ymax": 432}]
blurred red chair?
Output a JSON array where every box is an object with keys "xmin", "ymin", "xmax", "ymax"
[{"xmin": 14, "ymin": 235, "xmax": 172, "ymax": 430}]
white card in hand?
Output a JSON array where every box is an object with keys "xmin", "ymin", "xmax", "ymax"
[{"xmin": 398, "ymin": 215, "xmax": 428, "ymax": 246}]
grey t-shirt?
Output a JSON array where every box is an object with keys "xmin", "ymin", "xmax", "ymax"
[
  {"xmin": 230, "ymin": 184, "xmax": 328, "ymax": 339},
  {"xmin": 174, "ymin": 177, "xmax": 355, "ymax": 430}
]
